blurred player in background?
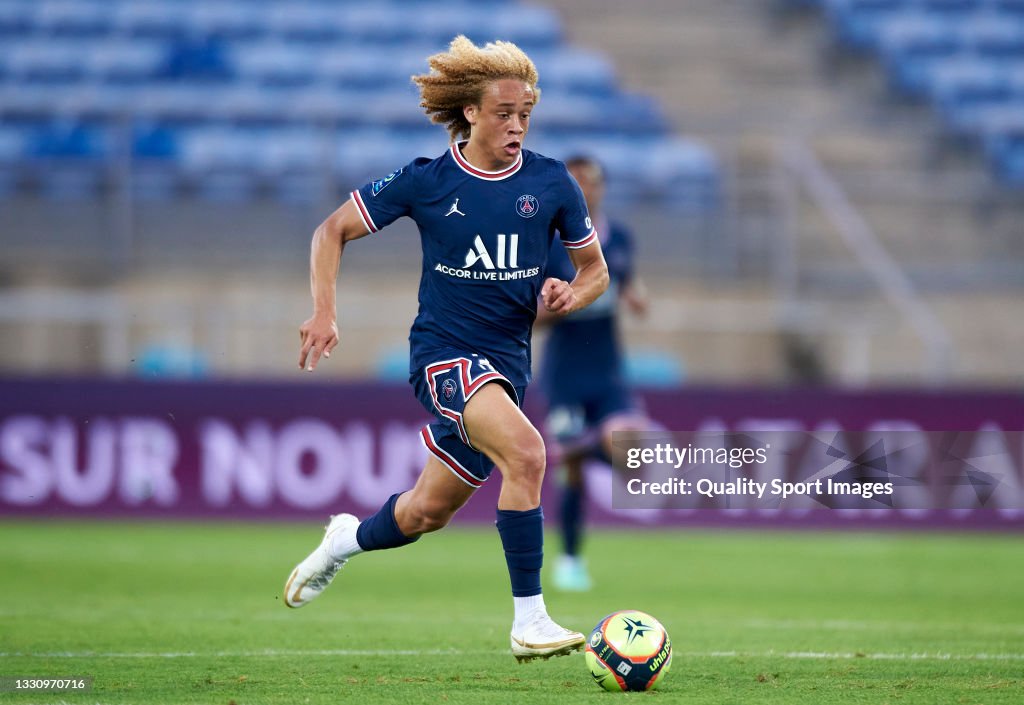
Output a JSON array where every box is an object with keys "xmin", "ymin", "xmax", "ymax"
[
  {"xmin": 537, "ymin": 155, "xmax": 650, "ymax": 592},
  {"xmin": 284, "ymin": 36, "xmax": 609, "ymax": 661}
]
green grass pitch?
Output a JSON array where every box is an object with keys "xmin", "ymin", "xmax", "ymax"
[{"xmin": 1, "ymin": 520, "xmax": 1022, "ymax": 704}]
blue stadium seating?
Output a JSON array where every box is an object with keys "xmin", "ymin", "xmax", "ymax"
[
  {"xmin": 0, "ymin": 1, "xmax": 33, "ymax": 37},
  {"xmin": 230, "ymin": 42, "xmax": 319, "ymax": 87},
  {"xmin": 37, "ymin": 0, "xmax": 111, "ymax": 38},
  {"xmin": 807, "ymin": 0, "xmax": 1024, "ymax": 186},
  {"xmin": 115, "ymin": 2, "xmax": 193, "ymax": 40},
  {"xmin": 6, "ymin": 39, "xmax": 86, "ymax": 83},
  {"xmin": 85, "ymin": 41, "xmax": 167, "ymax": 84},
  {"xmin": 987, "ymin": 133, "xmax": 1024, "ymax": 185},
  {"xmin": 0, "ymin": 0, "xmax": 721, "ymax": 209},
  {"xmin": 933, "ymin": 62, "xmax": 1023, "ymax": 137},
  {"xmin": 878, "ymin": 16, "xmax": 964, "ymax": 96},
  {"xmin": 189, "ymin": 3, "xmax": 265, "ymax": 41},
  {"xmin": 824, "ymin": 0, "xmax": 910, "ymax": 51}
]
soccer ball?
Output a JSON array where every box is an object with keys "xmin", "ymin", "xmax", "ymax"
[{"xmin": 585, "ymin": 610, "xmax": 672, "ymax": 692}]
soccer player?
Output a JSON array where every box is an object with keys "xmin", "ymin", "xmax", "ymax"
[
  {"xmin": 537, "ymin": 155, "xmax": 650, "ymax": 592},
  {"xmin": 284, "ymin": 36, "xmax": 609, "ymax": 662}
]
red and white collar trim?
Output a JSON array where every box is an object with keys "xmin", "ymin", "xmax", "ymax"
[{"xmin": 450, "ymin": 141, "xmax": 523, "ymax": 180}]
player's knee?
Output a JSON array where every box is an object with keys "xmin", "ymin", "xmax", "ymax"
[{"xmin": 505, "ymin": 429, "xmax": 546, "ymax": 487}]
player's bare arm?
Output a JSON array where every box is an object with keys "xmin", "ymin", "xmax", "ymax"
[
  {"xmin": 541, "ymin": 241, "xmax": 609, "ymax": 315},
  {"xmin": 298, "ymin": 199, "xmax": 371, "ymax": 371}
]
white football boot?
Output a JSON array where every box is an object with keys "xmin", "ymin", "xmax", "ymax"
[
  {"xmin": 283, "ymin": 513, "xmax": 360, "ymax": 608},
  {"xmin": 510, "ymin": 611, "xmax": 586, "ymax": 662}
]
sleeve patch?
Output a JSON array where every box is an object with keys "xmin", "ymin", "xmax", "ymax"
[{"xmin": 371, "ymin": 167, "xmax": 404, "ymax": 196}]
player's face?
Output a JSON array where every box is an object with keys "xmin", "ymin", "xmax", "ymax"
[
  {"xmin": 463, "ymin": 79, "xmax": 535, "ymax": 169},
  {"xmin": 568, "ymin": 162, "xmax": 606, "ymax": 215}
]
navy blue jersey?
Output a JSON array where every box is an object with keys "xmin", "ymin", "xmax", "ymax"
[
  {"xmin": 540, "ymin": 215, "xmax": 635, "ymax": 401},
  {"xmin": 352, "ymin": 143, "xmax": 596, "ymax": 387}
]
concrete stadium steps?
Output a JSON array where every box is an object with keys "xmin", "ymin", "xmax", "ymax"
[
  {"xmin": 4, "ymin": 272, "xmax": 1022, "ymax": 385},
  {"xmin": 547, "ymin": 0, "xmax": 1012, "ymax": 273}
]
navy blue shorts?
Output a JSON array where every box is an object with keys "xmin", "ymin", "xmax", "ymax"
[
  {"xmin": 412, "ymin": 352, "xmax": 524, "ymax": 488},
  {"xmin": 545, "ymin": 382, "xmax": 641, "ymax": 454}
]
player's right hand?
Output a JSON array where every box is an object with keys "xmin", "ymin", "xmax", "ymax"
[
  {"xmin": 298, "ymin": 314, "xmax": 339, "ymax": 371},
  {"xmin": 541, "ymin": 277, "xmax": 577, "ymax": 315}
]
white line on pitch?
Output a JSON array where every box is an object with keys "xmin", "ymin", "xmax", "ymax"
[
  {"xmin": 690, "ymin": 651, "xmax": 1024, "ymax": 661},
  {"xmin": 3, "ymin": 650, "xmax": 1024, "ymax": 661}
]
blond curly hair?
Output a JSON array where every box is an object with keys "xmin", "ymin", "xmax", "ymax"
[{"xmin": 412, "ymin": 35, "xmax": 541, "ymax": 141}]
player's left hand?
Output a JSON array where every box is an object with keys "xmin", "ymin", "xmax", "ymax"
[{"xmin": 541, "ymin": 277, "xmax": 576, "ymax": 314}]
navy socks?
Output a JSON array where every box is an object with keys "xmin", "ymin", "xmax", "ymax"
[
  {"xmin": 496, "ymin": 505, "xmax": 544, "ymax": 597},
  {"xmin": 560, "ymin": 485, "xmax": 584, "ymax": 557},
  {"xmin": 356, "ymin": 492, "xmax": 420, "ymax": 552}
]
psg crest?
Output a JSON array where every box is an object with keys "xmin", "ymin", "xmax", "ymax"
[
  {"xmin": 516, "ymin": 194, "xmax": 539, "ymax": 218},
  {"xmin": 441, "ymin": 378, "xmax": 457, "ymax": 401}
]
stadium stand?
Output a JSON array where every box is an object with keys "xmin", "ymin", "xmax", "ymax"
[
  {"xmin": 0, "ymin": 0, "xmax": 721, "ymax": 210},
  {"xmin": 808, "ymin": 0, "xmax": 1024, "ymax": 186},
  {"xmin": 2, "ymin": 0, "xmax": 1020, "ymax": 386}
]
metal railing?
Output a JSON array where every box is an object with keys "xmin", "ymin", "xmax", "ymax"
[{"xmin": 781, "ymin": 139, "xmax": 955, "ymax": 381}]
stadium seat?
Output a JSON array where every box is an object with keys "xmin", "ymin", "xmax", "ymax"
[
  {"xmin": 29, "ymin": 119, "xmax": 109, "ymax": 158},
  {"xmin": 537, "ymin": 93, "xmax": 668, "ymax": 135},
  {"xmin": 966, "ymin": 102, "xmax": 1024, "ymax": 140},
  {"xmin": 824, "ymin": 0, "xmax": 911, "ymax": 51},
  {"xmin": 229, "ymin": 42, "xmax": 318, "ymax": 87},
  {"xmin": 36, "ymin": 0, "xmax": 110, "ymax": 37},
  {"xmin": 335, "ymin": 128, "xmax": 449, "ymax": 184},
  {"xmin": 533, "ymin": 49, "xmax": 618, "ymax": 97},
  {"xmin": 133, "ymin": 84, "xmax": 227, "ymax": 124},
  {"xmin": 318, "ymin": 45, "xmax": 432, "ymax": 89},
  {"xmin": 0, "ymin": 124, "xmax": 28, "ymax": 158},
  {"xmin": 24, "ymin": 119, "xmax": 111, "ymax": 199},
  {"xmin": 177, "ymin": 125, "xmax": 261, "ymax": 201},
  {"xmin": 160, "ymin": 37, "xmax": 234, "ymax": 81},
  {"xmin": 335, "ymin": 5, "xmax": 425, "ymax": 44},
  {"xmin": 281, "ymin": 86, "xmax": 371, "ymax": 125},
  {"xmin": 0, "ymin": 83, "xmax": 73, "ymax": 119},
  {"xmin": 212, "ymin": 83, "xmax": 295, "ymax": 124},
  {"xmin": 878, "ymin": 17, "xmax": 964, "ymax": 97},
  {"xmin": 816, "ymin": 0, "xmax": 1024, "ymax": 183},
  {"xmin": 60, "ymin": 83, "xmax": 137, "ymax": 120},
  {"xmin": 0, "ymin": 127, "xmax": 22, "ymax": 196},
  {"xmin": 985, "ymin": 132, "xmax": 1024, "ymax": 186},
  {"xmin": 0, "ymin": 0, "xmax": 714, "ymax": 207},
  {"xmin": 254, "ymin": 128, "xmax": 323, "ymax": 177},
  {"xmin": 6, "ymin": 39, "xmax": 86, "ymax": 84},
  {"xmin": 411, "ymin": 3, "xmax": 563, "ymax": 49},
  {"xmin": 530, "ymin": 134, "xmax": 721, "ymax": 210},
  {"xmin": 932, "ymin": 62, "xmax": 1018, "ymax": 137},
  {"xmin": 135, "ymin": 344, "xmax": 209, "ymax": 378},
  {"xmin": 968, "ymin": 22, "xmax": 1024, "ymax": 60},
  {"xmin": 995, "ymin": 0, "xmax": 1024, "ymax": 17},
  {"xmin": 0, "ymin": 1, "xmax": 34, "ymax": 38},
  {"xmin": 130, "ymin": 122, "xmax": 182, "ymax": 201},
  {"xmin": 625, "ymin": 350, "xmax": 686, "ymax": 387},
  {"xmin": 374, "ymin": 344, "xmax": 412, "ymax": 382},
  {"xmin": 133, "ymin": 122, "xmax": 178, "ymax": 160},
  {"xmin": 257, "ymin": 129, "xmax": 330, "ymax": 203},
  {"xmin": 83, "ymin": 40, "xmax": 166, "ymax": 84},
  {"xmin": 361, "ymin": 88, "xmax": 434, "ymax": 128},
  {"xmin": 114, "ymin": 1, "xmax": 190, "ymax": 39},
  {"xmin": 188, "ymin": 2, "xmax": 265, "ymax": 41},
  {"xmin": 920, "ymin": 0, "xmax": 985, "ymax": 19},
  {"xmin": 265, "ymin": 3, "xmax": 347, "ymax": 42}
]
